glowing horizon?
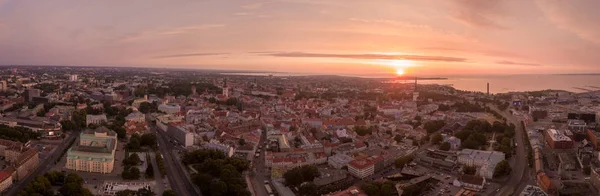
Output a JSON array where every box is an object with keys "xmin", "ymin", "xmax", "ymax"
[{"xmin": 0, "ymin": 0, "xmax": 598, "ymax": 76}]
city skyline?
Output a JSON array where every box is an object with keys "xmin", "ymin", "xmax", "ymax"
[{"xmin": 0, "ymin": 0, "xmax": 599, "ymax": 76}]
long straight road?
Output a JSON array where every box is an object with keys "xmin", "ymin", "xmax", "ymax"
[
  {"xmin": 153, "ymin": 126, "xmax": 200, "ymax": 196},
  {"xmin": 5, "ymin": 133, "xmax": 78, "ymax": 196},
  {"xmin": 149, "ymin": 152, "xmax": 166, "ymax": 195},
  {"xmin": 489, "ymin": 105, "xmax": 527, "ymax": 196}
]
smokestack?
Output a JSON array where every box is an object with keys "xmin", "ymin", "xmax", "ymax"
[{"xmin": 487, "ymin": 83, "xmax": 490, "ymax": 95}]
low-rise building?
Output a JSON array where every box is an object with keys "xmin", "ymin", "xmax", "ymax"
[
  {"xmin": 204, "ymin": 139, "xmax": 234, "ymax": 157},
  {"xmin": 453, "ymin": 175, "xmax": 485, "ymax": 190},
  {"xmin": 14, "ymin": 148, "xmax": 39, "ymax": 180},
  {"xmin": 536, "ymin": 172, "xmax": 557, "ymax": 196},
  {"xmin": 328, "ymin": 154, "xmax": 354, "ymax": 169},
  {"xmin": 158, "ymin": 103, "xmax": 181, "ymax": 114},
  {"xmin": 586, "ymin": 129, "xmax": 600, "ymax": 151},
  {"xmin": 544, "ymin": 129, "xmax": 573, "ymax": 149},
  {"xmin": 347, "ymin": 159, "xmax": 375, "ymax": 179},
  {"xmin": 125, "ymin": 112, "xmax": 145, "ymax": 123},
  {"xmin": 458, "ymin": 149, "xmax": 505, "ymax": 179},
  {"xmin": 86, "ymin": 114, "xmax": 107, "ymax": 126},
  {"xmin": 0, "ymin": 170, "xmax": 12, "ymax": 193}
]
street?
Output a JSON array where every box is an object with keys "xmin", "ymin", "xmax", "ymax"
[
  {"xmin": 149, "ymin": 152, "xmax": 166, "ymax": 195},
  {"xmin": 153, "ymin": 126, "xmax": 200, "ymax": 196},
  {"xmin": 489, "ymin": 105, "xmax": 528, "ymax": 196},
  {"xmin": 5, "ymin": 132, "xmax": 78, "ymax": 196},
  {"xmin": 249, "ymin": 130, "xmax": 269, "ymax": 196}
]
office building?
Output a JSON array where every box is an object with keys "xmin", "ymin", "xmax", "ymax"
[
  {"xmin": 66, "ymin": 127, "xmax": 117, "ymax": 174},
  {"xmin": 167, "ymin": 125, "xmax": 194, "ymax": 147},
  {"xmin": 27, "ymin": 88, "xmax": 41, "ymax": 102}
]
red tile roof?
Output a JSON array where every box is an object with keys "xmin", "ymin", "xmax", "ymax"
[
  {"xmin": 348, "ymin": 159, "xmax": 374, "ymax": 170},
  {"xmin": 0, "ymin": 171, "xmax": 10, "ymax": 182}
]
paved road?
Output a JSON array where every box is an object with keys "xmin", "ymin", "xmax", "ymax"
[
  {"xmin": 489, "ymin": 105, "xmax": 527, "ymax": 196},
  {"xmin": 249, "ymin": 130, "xmax": 268, "ymax": 196},
  {"xmin": 5, "ymin": 133, "xmax": 78, "ymax": 196},
  {"xmin": 153, "ymin": 127, "xmax": 200, "ymax": 196},
  {"xmin": 149, "ymin": 152, "xmax": 166, "ymax": 195}
]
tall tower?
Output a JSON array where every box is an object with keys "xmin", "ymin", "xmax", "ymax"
[
  {"xmin": 412, "ymin": 77, "xmax": 419, "ymax": 101},
  {"xmin": 487, "ymin": 83, "xmax": 490, "ymax": 96},
  {"xmin": 223, "ymin": 79, "xmax": 229, "ymax": 98}
]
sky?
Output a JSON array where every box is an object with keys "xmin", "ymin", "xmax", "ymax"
[{"xmin": 0, "ymin": 0, "xmax": 599, "ymax": 77}]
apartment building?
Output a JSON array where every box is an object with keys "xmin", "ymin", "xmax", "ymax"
[{"xmin": 347, "ymin": 159, "xmax": 375, "ymax": 179}]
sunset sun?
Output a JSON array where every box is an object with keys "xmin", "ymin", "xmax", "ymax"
[{"xmin": 396, "ymin": 69, "xmax": 405, "ymax": 76}]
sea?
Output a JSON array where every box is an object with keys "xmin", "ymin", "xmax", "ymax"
[{"xmin": 221, "ymin": 72, "xmax": 600, "ymax": 94}]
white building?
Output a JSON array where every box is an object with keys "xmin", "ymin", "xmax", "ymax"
[
  {"xmin": 328, "ymin": 154, "xmax": 354, "ymax": 169},
  {"xmin": 167, "ymin": 125, "xmax": 194, "ymax": 147},
  {"xmin": 70, "ymin": 74, "xmax": 78, "ymax": 81},
  {"xmin": 458, "ymin": 149, "xmax": 505, "ymax": 179},
  {"xmin": 125, "ymin": 112, "xmax": 145, "ymax": 123},
  {"xmin": 158, "ymin": 103, "xmax": 181, "ymax": 114},
  {"xmin": 453, "ymin": 175, "xmax": 486, "ymax": 190},
  {"xmin": 378, "ymin": 105, "xmax": 402, "ymax": 116},
  {"xmin": 205, "ymin": 139, "xmax": 234, "ymax": 157},
  {"xmin": 155, "ymin": 114, "xmax": 183, "ymax": 132},
  {"xmin": 443, "ymin": 136, "xmax": 462, "ymax": 151},
  {"xmin": 86, "ymin": 114, "xmax": 107, "ymax": 126},
  {"xmin": 347, "ymin": 159, "xmax": 375, "ymax": 179}
]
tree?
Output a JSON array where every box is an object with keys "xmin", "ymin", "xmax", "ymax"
[
  {"xmin": 238, "ymin": 138, "xmax": 246, "ymax": 146},
  {"xmin": 140, "ymin": 133, "xmax": 157, "ymax": 148},
  {"xmin": 394, "ymin": 135, "xmax": 403, "ymax": 143},
  {"xmin": 431, "ymin": 132, "xmax": 443, "ymax": 145},
  {"xmin": 283, "ymin": 165, "xmax": 320, "ymax": 186},
  {"xmin": 130, "ymin": 167, "xmax": 141, "ymax": 180},
  {"xmin": 138, "ymin": 102, "xmax": 154, "ymax": 114},
  {"xmin": 128, "ymin": 153, "xmax": 141, "ymax": 166},
  {"xmin": 583, "ymin": 166, "xmax": 591, "ymax": 175},
  {"xmin": 493, "ymin": 160, "xmax": 512, "ymax": 178},
  {"xmin": 424, "ymin": 120, "xmax": 446, "ymax": 133},
  {"xmin": 439, "ymin": 142, "xmax": 451, "ymax": 151},
  {"xmin": 394, "ymin": 155, "xmax": 414, "ymax": 168},
  {"xmin": 127, "ymin": 138, "xmax": 141, "ymax": 150},
  {"xmin": 162, "ymin": 190, "xmax": 176, "ymax": 196},
  {"xmin": 463, "ymin": 166, "xmax": 477, "ymax": 175},
  {"xmin": 299, "ymin": 183, "xmax": 317, "ymax": 196},
  {"xmin": 210, "ymin": 180, "xmax": 228, "ymax": 196},
  {"xmin": 145, "ymin": 162, "xmax": 154, "ymax": 179},
  {"xmin": 116, "ymin": 190, "xmax": 137, "ymax": 196}
]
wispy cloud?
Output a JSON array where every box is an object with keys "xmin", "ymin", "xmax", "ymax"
[
  {"xmin": 535, "ymin": 0, "xmax": 600, "ymax": 45},
  {"xmin": 262, "ymin": 52, "xmax": 467, "ymax": 62},
  {"xmin": 496, "ymin": 60, "xmax": 540, "ymax": 66},
  {"xmin": 152, "ymin": 53, "xmax": 228, "ymax": 59},
  {"xmin": 241, "ymin": 2, "xmax": 267, "ymax": 10},
  {"xmin": 116, "ymin": 24, "xmax": 225, "ymax": 43},
  {"xmin": 450, "ymin": 0, "xmax": 508, "ymax": 30}
]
